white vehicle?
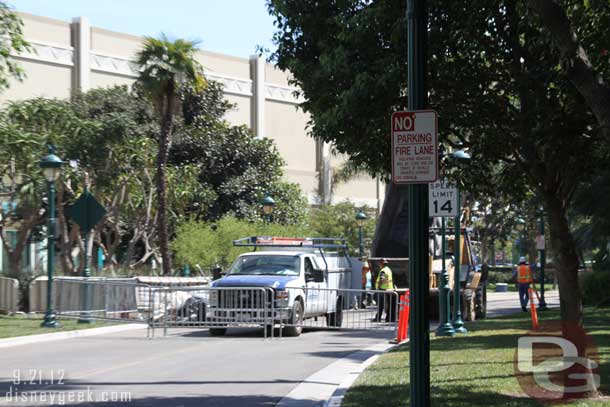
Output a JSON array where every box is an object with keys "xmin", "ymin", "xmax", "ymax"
[{"xmin": 207, "ymin": 237, "xmax": 353, "ymax": 337}]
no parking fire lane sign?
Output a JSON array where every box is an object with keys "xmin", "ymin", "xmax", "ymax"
[{"xmin": 391, "ymin": 110, "xmax": 438, "ymax": 184}]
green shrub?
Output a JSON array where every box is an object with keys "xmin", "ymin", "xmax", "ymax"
[
  {"xmin": 172, "ymin": 216, "xmax": 312, "ymax": 272},
  {"xmin": 581, "ymin": 270, "xmax": 610, "ymax": 306}
]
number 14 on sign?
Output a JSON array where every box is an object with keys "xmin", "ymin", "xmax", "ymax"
[{"xmin": 429, "ymin": 180, "xmax": 458, "ymax": 217}]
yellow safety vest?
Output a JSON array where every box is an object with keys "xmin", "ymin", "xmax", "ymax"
[
  {"xmin": 376, "ymin": 266, "xmax": 394, "ymax": 290},
  {"xmin": 517, "ymin": 264, "xmax": 532, "ymax": 284}
]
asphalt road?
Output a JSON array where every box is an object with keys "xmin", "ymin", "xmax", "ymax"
[{"xmin": 0, "ymin": 289, "xmax": 559, "ymax": 407}]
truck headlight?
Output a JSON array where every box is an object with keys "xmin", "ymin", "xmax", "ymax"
[{"xmin": 275, "ymin": 289, "xmax": 289, "ymax": 306}]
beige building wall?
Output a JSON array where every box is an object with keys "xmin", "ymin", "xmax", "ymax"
[{"xmin": 4, "ymin": 12, "xmax": 383, "ymax": 210}]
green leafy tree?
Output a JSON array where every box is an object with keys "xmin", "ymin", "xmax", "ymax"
[
  {"xmin": 136, "ymin": 35, "xmax": 206, "ymax": 275},
  {"xmin": 172, "ymin": 216, "xmax": 311, "ymax": 271},
  {"xmin": 267, "ymin": 0, "xmax": 610, "ymax": 325},
  {"xmin": 308, "ymin": 202, "xmax": 376, "ymax": 257},
  {"xmin": 69, "ymin": 86, "xmax": 210, "ymax": 271},
  {"xmin": 170, "ymin": 82, "xmax": 308, "ymax": 225},
  {"xmin": 527, "ymin": 0, "xmax": 610, "ymax": 134},
  {"xmin": 0, "ymin": 98, "xmax": 96, "ymax": 308},
  {"xmin": 0, "ymin": 2, "xmax": 29, "ymax": 91}
]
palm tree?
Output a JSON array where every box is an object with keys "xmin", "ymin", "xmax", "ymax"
[{"xmin": 136, "ymin": 35, "xmax": 205, "ymax": 275}]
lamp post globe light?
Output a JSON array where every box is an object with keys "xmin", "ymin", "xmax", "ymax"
[
  {"xmin": 538, "ymin": 208, "xmax": 548, "ymax": 310},
  {"xmin": 442, "ymin": 148, "xmax": 470, "ymax": 335},
  {"xmin": 516, "ymin": 217, "xmax": 526, "ymax": 257},
  {"xmin": 40, "ymin": 146, "xmax": 64, "ymax": 328},
  {"xmin": 261, "ymin": 195, "xmax": 275, "ymax": 224},
  {"xmin": 355, "ymin": 211, "xmax": 367, "ymax": 258}
]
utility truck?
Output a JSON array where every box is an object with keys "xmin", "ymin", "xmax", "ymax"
[{"xmin": 207, "ymin": 237, "xmax": 353, "ymax": 337}]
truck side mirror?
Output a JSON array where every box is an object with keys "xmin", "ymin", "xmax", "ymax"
[
  {"xmin": 307, "ymin": 269, "xmax": 324, "ymax": 283},
  {"xmin": 212, "ymin": 265, "xmax": 222, "ymax": 280}
]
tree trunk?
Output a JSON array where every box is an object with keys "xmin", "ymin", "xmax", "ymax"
[
  {"xmin": 157, "ymin": 87, "xmax": 175, "ymax": 275},
  {"xmin": 544, "ymin": 193, "xmax": 582, "ymax": 325},
  {"xmin": 6, "ymin": 252, "xmax": 22, "ymax": 281},
  {"xmin": 371, "ymin": 182, "xmax": 410, "ymax": 257}
]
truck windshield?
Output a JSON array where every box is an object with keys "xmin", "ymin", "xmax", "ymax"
[{"xmin": 227, "ymin": 255, "xmax": 301, "ymax": 276}]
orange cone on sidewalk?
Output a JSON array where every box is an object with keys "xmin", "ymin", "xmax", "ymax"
[
  {"xmin": 396, "ymin": 289, "xmax": 410, "ymax": 342},
  {"xmin": 528, "ymin": 287, "xmax": 539, "ymax": 330}
]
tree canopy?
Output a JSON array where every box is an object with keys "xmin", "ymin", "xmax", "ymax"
[
  {"xmin": 266, "ymin": 0, "xmax": 610, "ymax": 324},
  {"xmin": 0, "ymin": 83, "xmax": 309, "ymax": 280},
  {"xmin": 0, "ymin": 2, "xmax": 29, "ymax": 92}
]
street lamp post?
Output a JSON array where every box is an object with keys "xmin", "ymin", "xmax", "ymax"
[
  {"xmin": 355, "ymin": 211, "xmax": 367, "ymax": 258},
  {"xmin": 516, "ymin": 218, "xmax": 526, "ymax": 257},
  {"xmin": 435, "ymin": 148, "xmax": 469, "ymax": 338},
  {"xmin": 452, "ymin": 189, "xmax": 467, "ymax": 334},
  {"xmin": 40, "ymin": 146, "xmax": 64, "ymax": 328},
  {"xmin": 435, "ymin": 215, "xmax": 455, "ymax": 337},
  {"xmin": 261, "ymin": 195, "xmax": 275, "ymax": 224},
  {"xmin": 538, "ymin": 210, "xmax": 548, "ymax": 310}
]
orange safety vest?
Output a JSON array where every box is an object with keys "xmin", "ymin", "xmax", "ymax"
[{"xmin": 517, "ymin": 264, "xmax": 532, "ymax": 284}]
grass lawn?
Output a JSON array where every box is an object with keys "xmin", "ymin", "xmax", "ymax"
[
  {"xmin": 0, "ymin": 315, "xmax": 116, "ymax": 339},
  {"xmin": 343, "ymin": 307, "xmax": 610, "ymax": 407}
]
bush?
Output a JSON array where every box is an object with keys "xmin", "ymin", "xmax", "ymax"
[
  {"xmin": 581, "ymin": 270, "xmax": 610, "ymax": 306},
  {"xmin": 172, "ymin": 216, "xmax": 312, "ymax": 271}
]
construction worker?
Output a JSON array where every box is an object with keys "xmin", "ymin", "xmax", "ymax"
[
  {"xmin": 374, "ymin": 258, "xmax": 396, "ymax": 322},
  {"xmin": 361, "ymin": 261, "xmax": 373, "ymax": 307},
  {"xmin": 516, "ymin": 256, "xmax": 534, "ymax": 311}
]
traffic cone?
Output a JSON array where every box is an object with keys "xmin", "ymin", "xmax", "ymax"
[
  {"xmin": 528, "ymin": 287, "xmax": 539, "ymax": 330},
  {"xmin": 396, "ymin": 289, "xmax": 410, "ymax": 342}
]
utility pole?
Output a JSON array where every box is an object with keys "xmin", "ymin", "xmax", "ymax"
[{"xmin": 407, "ymin": 0, "xmax": 430, "ymax": 405}]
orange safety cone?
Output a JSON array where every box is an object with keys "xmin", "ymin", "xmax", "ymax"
[
  {"xmin": 396, "ymin": 289, "xmax": 411, "ymax": 342},
  {"xmin": 528, "ymin": 287, "xmax": 539, "ymax": 330},
  {"xmin": 396, "ymin": 294, "xmax": 406, "ymax": 342}
]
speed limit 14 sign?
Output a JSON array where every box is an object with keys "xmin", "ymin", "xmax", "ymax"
[{"xmin": 429, "ymin": 180, "xmax": 458, "ymax": 217}]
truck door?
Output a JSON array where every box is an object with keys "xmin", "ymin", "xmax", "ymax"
[{"xmin": 304, "ymin": 257, "xmax": 325, "ymax": 316}]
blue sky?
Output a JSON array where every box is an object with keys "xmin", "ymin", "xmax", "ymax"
[{"xmin": 13, "ymin": 0, "xmax": 277, "ymax": 58}]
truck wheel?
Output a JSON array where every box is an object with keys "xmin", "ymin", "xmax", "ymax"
[
  {"xmin": 325, "ymin": 298, "xmax": 344, "ymax": 328},
  {"xmin": 283, "ymin": 301, "xmax": 303, "ymax": 337},
  {"xmin": 475, "ymin": 284, "xmax": 487, "ymax": 319},
  {"xmin": 464, "ymin": 290, "xmax": 476, "ymax": 321},
  {"xmin": 209, "ymin": 328, "xmax": 226, "ymax": 336}
]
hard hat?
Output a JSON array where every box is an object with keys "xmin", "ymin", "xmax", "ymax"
[
  {"xmin": 362, "ymin": 261, "xmax": 370, "ymax": 269},
  {"xmin": 381, "ymin": 258, "xmax": 389, "ymax": 264},
  {"xmin": 519, "ymin": 256, "xmax": 526, "ymax": 264}
]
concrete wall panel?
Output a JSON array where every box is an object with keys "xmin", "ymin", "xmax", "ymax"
[
  {"xmin": 265, "ymin": 101, "xmax": 314, "ymax": 171},
  {"xmin": 0, "ymin": 60, "xmax": 72, "ymax": 104},
  {"xmin": 265, "ymin": 64, "xmax": 291, "ymax": 87},
  {"xmin": 91, "ymin": 27, "xmax": 142, "ymax": 60},
  {"xmin": 198, "ymin": 51, "xmax": 250, "ymax": 79},
  {"xmin": 20, "ymin": 13, "xmax": 71, "ymax": 47},
  {"xmin": 223, "ymin": 94, "xmax": 252, "ymax": 127},
  {"xmin": 90, "ymin": 71, "xmax": 135, "ymax": 89}
]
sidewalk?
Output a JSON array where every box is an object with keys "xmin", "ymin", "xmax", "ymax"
[
  {"xmin": 312, "ymin": 289, "xmax": 561, "ymax": 407},
  {"xmin": 0, "ymin": 322, "xmax": 146, "ymax": 348}
]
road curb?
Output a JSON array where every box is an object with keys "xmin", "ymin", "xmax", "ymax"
[
  {"xmin": 0, "ymin": 322, "xmax": 146, "ymax": 349},
  {"xmin": 323, "ymin": 340, "xmax": 407, "ymax": 407},
  {"xmin": 276, "ymin": 339, "xmax": 404, "ymax": 407}
]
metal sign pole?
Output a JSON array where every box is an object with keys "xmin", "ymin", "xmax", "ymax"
[{"xmin": 407, "ymin": 0, "xmax": 430, "ymax": 405}]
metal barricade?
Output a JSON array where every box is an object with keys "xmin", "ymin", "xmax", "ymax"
[
  {"xmin": 150, "ymin": 286, "xmax": 276, "ymax": 339},
  {"xmin": 52, "ymin": 278, "xmax": 152, "ymax": 323},
  {"xmin": 278, "ymin": 287, "xmax": 399, "ymax": 335}
]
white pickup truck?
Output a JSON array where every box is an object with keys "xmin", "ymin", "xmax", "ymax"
[{"xmin": 207, "ymin": 237, "xmax": 354, "ymax": 337}]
